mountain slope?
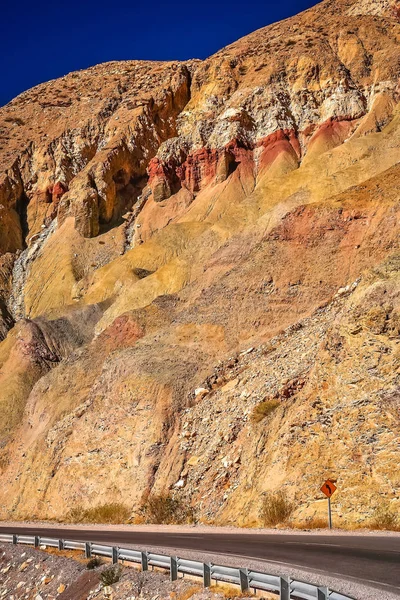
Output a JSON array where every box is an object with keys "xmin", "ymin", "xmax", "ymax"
[{"xmin": 0, "ymin": 0, "xmax": 399, "ymax": 524}]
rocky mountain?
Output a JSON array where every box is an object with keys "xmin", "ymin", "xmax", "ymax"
[{"xmin": 0, "ymin": 0, "xmax": 399, "ymax": 525}]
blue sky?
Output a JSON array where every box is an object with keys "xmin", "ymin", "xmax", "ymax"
[{"xmin": 0, "ymin": 0, "xmax": 317, "ymax": 107}]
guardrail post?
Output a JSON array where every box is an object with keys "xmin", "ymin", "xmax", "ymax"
[
  {"xmin": 317, "ymin": 587, "xmax": 328, "ymax": 600},
  {"xmin": 203, "ymin": 563, "xmax": 211, "ymax": 587},
  {"xmin": 280, "ymin": 576, "xmax": 290, "ymax": 600},
  {"xmin": 85, "ymin": 542, "xmax": 92, "ymax": 559},
  {"xmin": 3, "ymin": 533, "xmax": 355, "ymax": 600},
  {"xmin": 239, "ymin": 568, "xmax": 250, "ymax": 593},
  {"xmin": 141, "ymin": 551, "xmax": 148, "ymax": 571},
  {"xmin": 170, "ymin": 556, "xmax": 178, "ymax": 581}
]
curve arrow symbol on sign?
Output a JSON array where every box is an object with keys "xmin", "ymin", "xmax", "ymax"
[{"xmin": 320, "ymin": 479, "xmax": 337, "ymax": 498}]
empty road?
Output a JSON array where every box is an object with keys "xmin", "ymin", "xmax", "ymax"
[{"xmin": 0, "ymin": 526, "xmax": 399, "ymax": 595}]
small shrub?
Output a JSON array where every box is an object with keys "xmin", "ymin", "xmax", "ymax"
[
  {"xmin": 87, "ymin": 556, "xmax": 103, "ymax": 570},
  {"xmin": 370, "ymin": 503, "xmax": 399, "ymax": 531},
  {"xmin": 142, "ymin": 493, "xmax": 196, "ymax": 525},
  {"xmin": 66, "ymin": 502, "xmax": 131, "ymax": 524},
  {"xmin": 100, "ymin": 565, "xmax": 122, "ymax": 586},
  {"xmin": 304, "ymin": 517, "xmax": 328, "ymax": 529},
  {"xmin": 260, "ymin": 490, "xmax": 294, "ymax": 526},
  {"xmin": 176, "ymin": 585, "xmax": 202, "ymax": 600},
  {"xmin": 251, "ymin": 399, "xmax": 280, "ymax": 423},
  {"xmin": 133, "ymin": 267, "xmax": 154, "ymax": 279},
  {"xmin": 65, "ymin": 506, "xmax": 86, "ymax": 523},
  {"xmin": 209, "ymin": 584, "xmax": 253, "ymax": 598},
  {"xmin": 133, "ymin": 572, "xmax": 147, "ymax": 596}
]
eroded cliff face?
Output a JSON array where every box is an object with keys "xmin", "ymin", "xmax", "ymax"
[{"xmin": 0, "ymin": 0, "xmax": 399, "ymax": 524}]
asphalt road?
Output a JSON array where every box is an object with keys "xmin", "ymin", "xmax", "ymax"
[{"xmin": 1, "ymin": 526, "xmax": 399, "ymax": 595}]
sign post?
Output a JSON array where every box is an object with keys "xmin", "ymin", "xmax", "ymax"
[
  {"xmin": 320, "ymin": 479, "xmax": 337, "ymax": 529},
  {"xmin": 328, "ymin": 497, "xmax": 332, "ymax": 529}
]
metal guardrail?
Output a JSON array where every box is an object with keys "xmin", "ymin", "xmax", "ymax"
[{"xmin": 0, "ymin": 533, "xmax": 356, "ymax": 600}]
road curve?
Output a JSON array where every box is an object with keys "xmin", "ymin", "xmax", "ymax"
[{"xmin": 1, "ymin": 526, "xmax": 399, "ymax": 595}]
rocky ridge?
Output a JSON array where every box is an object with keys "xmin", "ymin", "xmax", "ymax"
[{"xmin": 0, "ymin": 0, "xmax": 399, "ymax": 524}]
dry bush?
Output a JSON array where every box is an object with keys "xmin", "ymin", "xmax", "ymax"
[
  {"xmin": 65, "ymin": 506, "xmax": 86, "ymax": 523},
  {"xmin": 66, "ymin": 502, "xmax": 130, "ymax": 524},
  {"xmin": 176, "ymin": 585, "xmax": 202, "ymax": 600},
  {"xmin": 142, "ymin": 493, "xmax": 196, "ymax": 525},
  {"xmin": 100, "ymin": 565, "xmax": 122, "ymax": 586},
  {"xmin": 370, "ymin": 502, "xmax": 400, "ymax": 531},
  {"xmin": 259, "ymin": 490, "xmax": 294, "ymax": 526},
  {"xmin": 209, "ymin": 584, "xmax": 254, "ymax": 598},
  {"xmin": 87, "ymin": 556, "xmax": 103, "ymax": 569},
  {"xmin": 133, "ymin": 267, "xmax": 154, "ymax": 279},
  {"xmin": 251, "ymin": 399, "xmax": 280, "ymax": 423}
]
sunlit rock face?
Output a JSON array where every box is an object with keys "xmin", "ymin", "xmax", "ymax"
[{"xmin": 0, "ymin": 0, "xmax": 399, "ymax": 525}]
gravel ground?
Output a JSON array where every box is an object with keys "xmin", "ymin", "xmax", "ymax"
[
  {"xmin": 1, "ymin": 524, "xmax": 399, "ymax": 600},
  {"xmin": 0, "ymin": 543, "xmax": 257, "ymax": 600},
  {"xmin": 0, "ymin": 542, "xmax": 89, "ymax": 599},
  {"xmin": 86, "ymin": 566, "xmax": 259, "ymax": 600}
]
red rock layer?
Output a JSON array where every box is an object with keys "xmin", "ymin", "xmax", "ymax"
[
  {"xmin": 256, "ymin": 129, "xmax": 301, "ymax": 174},
  {"xmin": 305, "ymin": 116, "xmax": 360, "ymax": 157},
  {"xmin": 147, "ymin": 116, "xmax": 367, "ymax": 203},
  {"xmin": 147, "ymin": 136, "xmax": 297, "ymax": 202}
]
